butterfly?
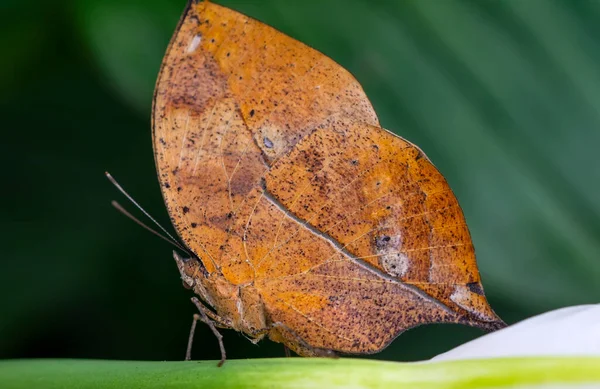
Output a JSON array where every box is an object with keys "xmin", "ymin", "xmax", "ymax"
[{"xmin": 152, "ymin": 0, "xmax": 504, "ymax": 365}]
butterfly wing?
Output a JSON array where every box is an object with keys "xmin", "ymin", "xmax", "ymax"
[
  {"xmin": 153, "ymin": 0, "xmax": 378, "ymax": 275},
  {"xmin": 153, "ymin": 0, "xmax": 503, "ymax": 354},
  {"xmin": 255, "ymin": 122, "xmax": 502, "ymax": 352}
]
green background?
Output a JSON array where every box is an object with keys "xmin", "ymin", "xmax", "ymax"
[{"xmin": 2, "ymin": 0, "xmax": 599, "ymax": 363}]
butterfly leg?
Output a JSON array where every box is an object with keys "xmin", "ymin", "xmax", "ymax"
[
  {"xmin": 187, "ymin": 297, "xmax": 228, "ymax": 366},
  {"xmin": 191, "ymin": 296, "xmax": 232, "ymax": 328}
]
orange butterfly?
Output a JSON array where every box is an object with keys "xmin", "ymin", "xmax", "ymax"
[{"xmin": 152, "ymin": 0, "xmax": 504, "ymax": 365}]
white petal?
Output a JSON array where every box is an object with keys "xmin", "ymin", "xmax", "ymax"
[{"xmin": 433, "ymin": 304, "xmax": 600, "ymax": 361}]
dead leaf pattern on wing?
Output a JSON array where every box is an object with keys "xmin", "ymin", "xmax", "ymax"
[{"xmin": 153, "ymin": 0, "xmax": 504, "ymax": 355}]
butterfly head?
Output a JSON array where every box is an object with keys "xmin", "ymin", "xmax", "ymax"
[
  {"xmin": 172, "ymin": 250, "xmax": 207, "ymax": 290},
  {"xmin": 171, "ymin": 250, "xmax": 241, "ymax": 329}
]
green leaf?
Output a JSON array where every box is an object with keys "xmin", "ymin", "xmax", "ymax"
[
  {"xmin": 73, "ymin": 0, "xmax": 182, "ymax": 113},
  {"xmin": 1, "ymin": 358, "xmax": 600, "ymax": 389}
]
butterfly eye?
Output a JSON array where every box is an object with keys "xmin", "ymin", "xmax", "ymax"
[
  {"xmin": 182, "ymin": 280, "xmax": 193, "ymax": 290},
  {"xmin": 182, "ymin": 256, "xmax": 209, "ymax": 279}
]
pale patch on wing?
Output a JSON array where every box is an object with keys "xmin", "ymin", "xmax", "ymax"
[
  {"xmin": 376, "ymin": 234, "xmax": 410, "ymax": 277},
  {"xmin": 187, "ymin": 34, "xmax": 202, "ymax": 54},
  {"xmin": 450, "ymin": 284, "xmax": 496, "ymax": 321}
]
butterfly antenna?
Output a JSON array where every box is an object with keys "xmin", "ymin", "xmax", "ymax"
[
  {"xmin": 111, "ymin": 200, "xmax": 188, "ymax": 252},
  {"xmin": 105, "ymin": 172, "xmax": 189, "ymax": 255}
]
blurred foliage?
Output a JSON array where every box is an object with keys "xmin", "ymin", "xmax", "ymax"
[{"xmin": 1, "ymin": 0, "xmax": 599, "ymax": 363}]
